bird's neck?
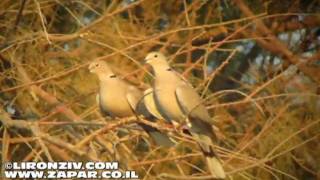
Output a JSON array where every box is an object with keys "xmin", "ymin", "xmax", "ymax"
[
  {"xmin": 152, "ymin": 64, "xmax": 172, "ymax": 76},
  {"xmin": 98, "ymin": 76, "xmax": 120, "ymax": 93},
  {"xmin": 97, "ymin": 73, "xmax": 116, "ymax": 81}
]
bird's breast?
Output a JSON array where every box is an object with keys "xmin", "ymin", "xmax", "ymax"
[{"xmin": 99, "ymin": 82, "xmax": 134, "ymax": 118}]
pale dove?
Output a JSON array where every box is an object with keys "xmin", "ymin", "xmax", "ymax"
[
  {"xmin": 145, "ymin": 52, "xmax": 226, "ymax": 178},
  {"xmin": 89, "ymin": 60, "xmax": 174, "ymax": 147}
]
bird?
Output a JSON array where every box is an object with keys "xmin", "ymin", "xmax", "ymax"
[
  {"xmin": 144, "ymin": 52, "xmax": 226, "ymax": 178},
  {"xmin": 88, "ymin": 60, "xmax": 174, "ymax": 147}
]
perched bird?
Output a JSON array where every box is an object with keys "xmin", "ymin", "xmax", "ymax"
[
  {"xmin": 88, "ymin": 60, "xmax": 174, "ymax": 147},
  {"xmin": 144, "ymin": 52, "xmax": 226, "ymax": 178}
]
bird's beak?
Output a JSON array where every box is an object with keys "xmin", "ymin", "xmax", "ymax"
[
  {"xmin": 144, "ymin": 58, "xmax": 151, "ymax": 64},
  {"xmin": 88, "ymin": 65, "xmax": 94, "ymax": 73},
  {"xmin": 141, "ymin": 59, "xmax": 146, "ymax": 65},
  {"xmin": 142, "ymin": 59, "xmax": 151, "ymax": 70}
]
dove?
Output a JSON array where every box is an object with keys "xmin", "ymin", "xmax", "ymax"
[
  {"xmin": 144, "ymin": 52, "xmax": 226, "ymax": 178},
  {"xmin": 89, "ymin": 60, "xmax": 174, "ymax": 147}
]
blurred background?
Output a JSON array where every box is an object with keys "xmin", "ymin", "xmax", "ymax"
[{"xmin": 0, "ymin": 0, "xmax": 319, "ymax": 179}]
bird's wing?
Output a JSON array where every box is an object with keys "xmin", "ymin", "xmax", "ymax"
[
  {"xmin": 125, "ymin": 85, "xmax": 142, "ymax": 114},
  {"xmin": 96, "ymin": 93, "xmax": 100, "ymax": 105},
  {"xmin": 175, "ymin": 82, "xmax": 216, "ymax": 139},
  {"xmin": 127, "ymin": 87, "xmax": 176, "ymax": 147},
  {"xmin": 175, "ymin": 83, "xmax": 212, "ymax": 123},
  {"xmin": 96, "ymin": 93, "xmax": 111, "ymax": 117},
  {"xmin": 143, "ymin": 88, "xmax": 164, "ymax": 119}
]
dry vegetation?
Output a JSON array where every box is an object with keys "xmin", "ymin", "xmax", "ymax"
[{"xmin": 0, "ymin": 0, "xmax": 320, "ymax": 179}]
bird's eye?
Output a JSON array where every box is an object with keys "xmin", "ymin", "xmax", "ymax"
[
  {"xmin": 95, "ymin": 64, "xmax": 99, "ymax": 67},
  {"xmin": 154, "ymin": 54, "xmax": 158, "ymax": 58}
]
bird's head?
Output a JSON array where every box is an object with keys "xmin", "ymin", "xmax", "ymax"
[
  {"xmin": 144, "ymin": 52, "xmax": 169, "ymax": 67},
  {"xmin": 89, "ymin": 60, "xmax": 112, "ymax": 74},
  {"xmin": 89, "ymin": 60, "xmax": 115, "ymax": 81}
]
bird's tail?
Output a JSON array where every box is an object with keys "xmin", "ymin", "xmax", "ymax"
[
  {"xmin": 148, "ymin": 130, "xmax": 176, "ymax": 147},
  {"xmin": 192, "ymin": 133, "xmax": 226, "ymax": 179},
  {"xmin": 205, "ymin": 155, "xmax": 226, "ymax": 179},
  {"xmin": 138, "ymin": 123, "xmax": 175, "ymax": 147}
]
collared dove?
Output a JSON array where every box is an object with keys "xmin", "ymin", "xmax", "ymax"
[
  {"xmin": 89, "ymin": 60, "xmax": 174, "ymax": 147},
  {"xmin": 145, "ymin": 52, "xmax": 226, "ymax": 178}
]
